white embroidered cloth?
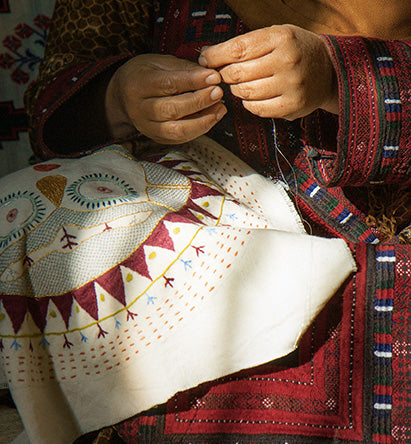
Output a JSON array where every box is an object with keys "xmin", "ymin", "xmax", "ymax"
[{"xmin": 0, "ymin": 137, "xmax": 356, "ymax": 444}]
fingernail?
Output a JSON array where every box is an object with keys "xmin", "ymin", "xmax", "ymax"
[
  {"xmin": 210, "ymin": 86, "xmax": 223, "ymax": 101},
  {"xmin": 199, "ymin": 55, "xmax": 208, "ymax": 67},
  {"xmin": 205, "ymin": 72, "xmax": 219, "ymax": 84},
  {"xmin": 216, "ymin": 106, "xmax": 227, "ymax": 121}
]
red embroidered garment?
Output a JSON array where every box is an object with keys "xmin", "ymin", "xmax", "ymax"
[
  {"xmin": 115, "ymin": 245, "xmax": 410, "ymax": 444},
  {"xmin": 16, "ymin": 0, "xmax": 411, "ymax": 442}
]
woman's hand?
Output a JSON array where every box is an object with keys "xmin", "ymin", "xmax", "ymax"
[
  {"xmin": 198, "ymin": 25, "xmax": 338, "ymax": 120},
  {"xmin": 105, "ymin": 54, "xmax": 227, "ymax": 144}
]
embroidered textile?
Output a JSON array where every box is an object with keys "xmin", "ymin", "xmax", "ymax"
[
  {"xmin": 115, "ymin": 243, "xmax": 410, "ymax": 444},
  {"xmin": 0, "ymin": 1, "xmax": 53, "ymax": 177},
  {"xmin": 2, "ymin": 0, "xmax": 410, "ymax": 442},
  {"xmin": 0, "ymin": 138, "xmax": 355, "ymax": 443}
]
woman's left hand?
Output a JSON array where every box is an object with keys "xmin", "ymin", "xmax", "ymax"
[{"xmin": 198, "ymin": 24, "xmax": 339, "ymax": 120}]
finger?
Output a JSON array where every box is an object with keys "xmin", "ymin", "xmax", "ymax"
[
  {"xmin": 143, "ymin": 85, "xmax": 224, "ymax": 122},
  {"xmin": 139, "ymin": 67, "xmax": 221, "ymax": 98},
  {"xmin": 230, "ymin": 77, "xmax": 280, "ymax": 101},
  {"xmin": 199, "ymin": 28, "xmax": 277, "ymax": 68},
  {"xmin": 218, "ymin": 47, "xmax": 298, "ymax": 84},
  {"xmin": 219, "ymin": 53, "xmax": 276, "ymax": 84},
  {"xmin": 242, "ymin": 96, "xmax": 301, "ymax": 120},
  {"xmin": 137, "ymin": 53, "xmax": 223, "ymax": 76},
  {"xmin": 148, "ymin": 103, "xmax": 227, "ymax": 144},
  {"xmin": 229, "ymin": 68, "xmax": 302, "ymax": 101}
]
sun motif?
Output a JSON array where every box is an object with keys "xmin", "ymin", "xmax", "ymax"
[
  {"xmin": 0, "ymin": 148, "xmax": 229, "ymax": 336},
  {"xmin": 66, "ymin": 173, "xmax": 140, "ymax": 209},
  {"xmin": 0, "ymin": 191, "xmax": 46, "ymax": 249}
]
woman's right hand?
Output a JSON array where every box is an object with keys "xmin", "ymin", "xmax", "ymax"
[{"xmin": 105, "ymin": 54, "xmax": 227, "ymax": 144}]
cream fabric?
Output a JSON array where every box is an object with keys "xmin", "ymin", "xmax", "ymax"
[{"xmin": 0, "ymin": 137, "xmax": 356, "ymax": 443}]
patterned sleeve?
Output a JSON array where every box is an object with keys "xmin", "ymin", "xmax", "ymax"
[
  {"xmin": 305, "ymin": 36, "xmax": 411, "ymax": 187},
  {"xmin": 24, "ymin": 0, "xmax": 152, "ymax": 160}
]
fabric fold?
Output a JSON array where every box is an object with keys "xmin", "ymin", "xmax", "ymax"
[{"xmin": 0, "ymin": 137, "xmax": 355, "ymax": 444}]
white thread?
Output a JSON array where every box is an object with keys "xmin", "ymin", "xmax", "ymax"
[{"xmin": 271, "ymin": 119, "xmax": 312, "ymax": 234}]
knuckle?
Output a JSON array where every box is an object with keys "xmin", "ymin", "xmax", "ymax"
[
  {"xmin": 202, "ymin": 113, "xmax": 216, "ymax": 131},
  {"xmin": 193, "ymin": 91, "xmax": 207, "ymax": 110},
  {"xmin": 276, "ymin": 25, "xmax": 295, "ymax": 44},
  {"xmin": 282, "ymin": 46, "xmax": 301, "ymax": 66},
  {"xmin": 233, "ymin": 83, "xmax": 252, "ymax": 100},
  {"xmin": 224, "ymin": 65, "xmax": 243, "ymax": 83},
  {"xmin": 159, "ymin": 74, "xmax": 178, "ymax": 95},
  {"xmin": 158, "ymin": 100, "xmax": 179, "ymax": 120},
  {"xmin": 231, "ymin": 39, "xmax": 248, "ymax": 61},
  {"xmin": 164, "ymin": 121, "xmax": 186, "ymax": 142}
]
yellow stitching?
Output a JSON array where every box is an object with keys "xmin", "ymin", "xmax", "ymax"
[
  {"xmin": 0, "ymin": 192, "xmax": 226, "ymax": 339},
  {"xmin": 1, "ymin": 211, "xmax": 154, "ymax": 284}
]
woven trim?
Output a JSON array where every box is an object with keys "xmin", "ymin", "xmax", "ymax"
[
  {"xmin": 310, "ymin": 36, "xmax": 410, "ymax": 187},
  {"xmin": 371, "ymin": 245, "xmax": 395, "ymax": 443},
  {"xmin": 293, "ymin": 168, "xmax": 380, "ymax": 244}
]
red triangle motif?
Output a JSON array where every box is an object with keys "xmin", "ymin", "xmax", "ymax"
[
  {"xmin": 72, "ymin": 281, "xmax": 99, "ymax": 320},
  {"xmin": 165, "ymin": 208, "xmax": 203, "ymax": 225},
  {"xmin": 190, "ymin": 180, "xmax": 224, "ymax": 199},
  {"xmin": 1, "ymin": 295, "xmax": 28, "ymax": 334},
  {"xmin": 156, "ymin": 159, "xmax": 186, "ymax": 169},
  {"xmin": 52, "ymin": 293, "xmax": 74, "ymax": 329},
  {"xmin": 144, "ymin": 220, "xmax": 174, "ymax": 251},
  {"xmin": 96, "ymin": 266, "xmax": 127, "ymax": 306},
  {"xmin": 186, "ymin": 199, "xmax": 217, "ymax": 221},
  {"xmin": 122, "ymin": 247, "xmax": 152, "ymax": 280},
  {"xmin": 175, "ymin": 169, "xmax": 203, "ymax": 178},
  {"xmin": 27, "ymin": 297, "xmax": 50, "ymax": 333}
]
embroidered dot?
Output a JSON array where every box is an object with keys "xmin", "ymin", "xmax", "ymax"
[
  {"xmin": 126, "ymin": 273, "xmax": 133, "ymax": 282},
  {"xmin": 49, "ymin": 311, "xmax": 57, "ymax": 318},
  {"xmin": 33, "ymin": 163, "xmax": 60, "ymax": 172},
  {"xmin": 100, "ymin": 293, "xmax": 105, "ymax": 302},
  {"xmin": 149, "ymin": 252, "xmax": 156, "ymax": 260},
  {"xmin": 173, "ymin": 227, "xmax": 180, "ymax": 234},
  {"xmin": 96, "ymin": 186, "xmax": 113, "ymax": 194},
  {"xmin": 0, "ymin": 313, "xmax": 5, "ymax": 322},
  {"xmin": 6, "ymin": 208, "xmax": 18, "ymax": 223}
]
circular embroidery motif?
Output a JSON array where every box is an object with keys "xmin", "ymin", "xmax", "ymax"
[
  {"xmin": 66, "ymin": 173, "xmax": 140, "ymax": 209},
  {"xmin": 0, "ymin": 191, "xmax": 45, "ymax": 249}
]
